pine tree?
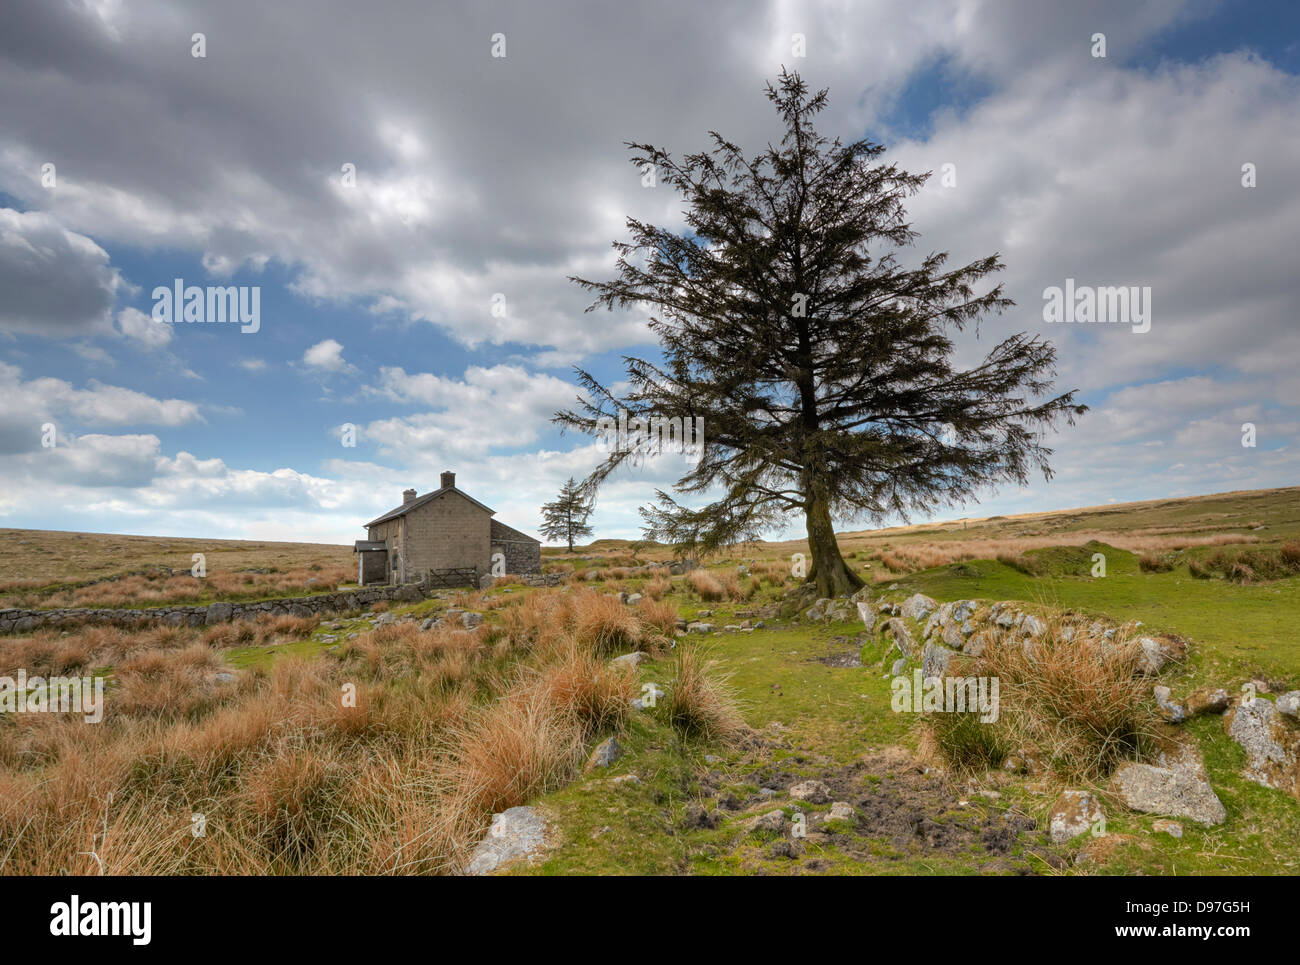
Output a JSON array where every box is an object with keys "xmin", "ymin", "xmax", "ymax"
[
  {"xmin": 556, "ymin": 70, "xmax": 1086, "ymax": 598},
  {"xmin": 540, "ymin": 477, "xmax": 594, "ymax": 552}
]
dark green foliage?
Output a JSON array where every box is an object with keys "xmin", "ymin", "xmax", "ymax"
[
  {"xmin": 556, "ymin": 71, "xmax": 1084, "ymax": 598},
  {"xmin": 540, "ymin": 477, "xmax": 595, "ymax": 551}
]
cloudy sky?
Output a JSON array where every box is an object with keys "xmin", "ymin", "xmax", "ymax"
[{"xmin": 1, "ymin": 0, "xmax": 1296, "ymax": 547}]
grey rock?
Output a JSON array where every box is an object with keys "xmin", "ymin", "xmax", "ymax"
[
  {"xmin": 922, "ymin": 642, "xmax": 955, "ymax": 679},
  {"xmin": 461, "ymin": 611, "xmax": 484, "ymax": 629},
  {"xmin": 1048, "ymin": 789, "xmax": 1103, "ymax": 843},
  {"xmin": 805, "ymin": 598, "xmax": 832, "ymax": 621},
  {"xmin": 585, "ymin": 736, "xmax": 624, "ymax": 770},
  {"xmin": 1137, "ymin": 636, "xmax": 1173, "ymax": 674},
  {"xmin": 856, "ymin": 600, "xmax": 875, "ymax": 628},
  {"xmin": 466, "ymin": 806, "xmax": 548, "ymax": 875},
  {"xmin": 1021, "ymin": 614, "xmax": 1047, "ymax": 638},
  {"xmin": 610, "ymin": 651, "xmax": 651, "ymax": 670},
  {"xmin": 1154, "ymin": 685, "xmax": 1187, "ymax": 723},
  {"xmin": 962, "ymin": 631, "xmax": 992, "ymax": 658},
  {"xmin": 1180, "ymin": 687, "xmax": 1229, "ymax": 717},
  {"xmin": 884, "ymin": 618, "xmax": 914, "ymax": 657},
  {"xmin": 991, "ymin": 602, "xmax": 1017, "ymax": 628},
  {"xmin": 204, "ymin": 602, "xmax": 234, "ymax": 625},
  {"xmin": 922, "ymin": 603, "xmax": 953, "ymax": 640},
  {"xmin": 748, "ymin": 810, "xmax": 786, "ymax": 834},
  {"xmin": 1226, "ymin": 696, "xmax": 1297, "ymax": 791},
  {"xmin": 1276, "ymin": 691, "xmax": 1300, "ymax": 719},
  {"xmin": 630, "ymin": 682, "xmax": 662, "ymax": 710},
  {"xmin": 787, "ymin": 780, "xmax": 830, "ymax": 804},
  {"xmin": 900, "ymin": 593, "xmax": 938, "ymax": 622},
  {"xmin": 1110, "ymin": 762, "xmax": 1226, "ymax": 826}
]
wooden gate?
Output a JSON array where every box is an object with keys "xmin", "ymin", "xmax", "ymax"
[{"xmin": 425, "ymin": 566, "xmax": 479, "ymax": 589}]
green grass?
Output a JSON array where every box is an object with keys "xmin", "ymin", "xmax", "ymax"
[
  {"xmin": 899, "ymin": 549, "xmax": 1300, "ymax": 682},
  {"xmin": 508, "ymin": 511, "xmax": 1300, "ymax": 874},
  {"xmin": 11, "ymin": 485, "xmax": 1298, "ymax": 876}
]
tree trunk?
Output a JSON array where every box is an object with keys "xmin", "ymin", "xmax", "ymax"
[{"xmin": 804, "ymin": 495, "xmax": 863, "ymax": 598}]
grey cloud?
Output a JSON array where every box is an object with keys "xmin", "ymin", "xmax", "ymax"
[{"xmin": 0, "ymin": 208, "xmax": 122, "ymax": 336}]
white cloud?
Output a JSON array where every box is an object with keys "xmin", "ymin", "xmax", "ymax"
[
  {"xmin": 301, "ymin": 338, "xmax": 350, "ymax": 372},
  {"xmin": 888, "ymin": 52, "xmax": 1300, "ymax": 393},
  {"xmin": 0, "ymin": 1, "xmax": 1296, "ymax": 542},
  {"xmin": 362, "ymin": 364, "xmax": 578, "ymax": 458},
  {"xmin": 115, "ymin": 305, "xmax": 172, "ymax": 348},
  {"xmin": 0, "ymin": 361, "xmax": 202, "ymax": 456}
]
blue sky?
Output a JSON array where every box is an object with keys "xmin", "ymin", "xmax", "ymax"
[{"xmin": 1, "ymin": 0, "xmax": 1297, "ymax": 547}]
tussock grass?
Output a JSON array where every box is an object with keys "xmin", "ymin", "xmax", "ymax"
[
  {"xmin": 1188, "ymin": 542, "xmax": 1300, "ymax": 583},
  {"xmin": 571, "ymin": 590, "xmax": 640, "ymax": 655},
  {"xmin": 931, "ymin": 619, "xmax": 1159, "ymax": 781},
  {"xmin": 536, "ymin": 640, "xmax": 637, "ymax": 738},
  {"xmin": 0, "ymin": 582, "xmax": 714, "ymax": 875},
  {"xmin": 924, "ymin": 711, "xmax": 1011, "ymax": 774},
  {"xmin": 445, "ymin": 688, "xmax": 587, "ymax": 816},
  {"xmin": 866, "ymin": 532, "xmax": 1262, "ymax": 577},
  {"xmin": 643, "ymin": 576, "xmax": 671, "ymax": 600},
  {"xmin": 684, "ymin": 568, "xmax": 755, "ymax": 602},
  {"xmin": 662, "ymin": 647, "xmax": 744, "ymax": 742},
  {"xmin": 687, "ymin": 569, "xmax": 726, "ymax": 601},
  {"xmin": 635, "ymin": 597, "xmax": 680, "ymax": 643},
  {"xmin": 1137, "ymin": 552, "xmax": 1175, "ymax": 572},
  {"xmin": 2, "ymin": 565, "xmax": 354, "ymax": 611}
]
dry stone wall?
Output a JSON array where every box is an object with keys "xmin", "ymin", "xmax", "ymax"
[{"xmin": 0, "ymin": 580, "xmax": 432, "ymax": 635}]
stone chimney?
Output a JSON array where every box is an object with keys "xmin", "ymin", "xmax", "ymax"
[
  {"xmin": 402, "ymin": 488, "xmax": 417, "ymax": 505},
  {"xmin": 440, "ymin": 470, "xmax": 456, "ymax": 490}
]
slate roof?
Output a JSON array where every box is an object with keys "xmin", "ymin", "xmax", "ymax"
[
  {"xmin": 490, "ymin": 519, "xmax": 541, "ymax": 544},
  {"xmin": 364, "ymin": 485, "xmax": 495, "ymax": 529}
]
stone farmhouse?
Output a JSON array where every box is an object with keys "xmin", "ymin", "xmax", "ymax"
[{"xmin": 354, "ymin": 471, "xmax": 541, "ymax": 586}]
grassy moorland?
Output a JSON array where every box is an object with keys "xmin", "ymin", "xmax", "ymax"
[
  {"xmin": 0, "ymin": 589, "xmax": 690, "ymax": 874},
  {"xmin": 516, "ymin": 487, "xmax": 1300, "ymax": 876},
  {"xmin": 0, "ymin": 485, "xmax": 1297, "ymax": 875},
  {"xmin": 0, "ymin": 530, "xmax": 353, "ymax": 609}
]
